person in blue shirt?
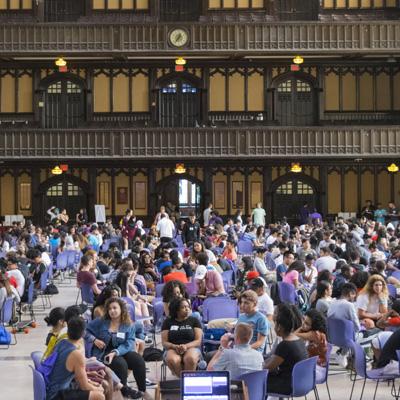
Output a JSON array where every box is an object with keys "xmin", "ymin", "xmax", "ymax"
[
  {"xmin": 237, "ymin": 290, "xmax": 269, "ymax": 353},
  {"xmin": 276, "ymin": 251, "xmax": 295, "ymax": 282},
  {"xmin": 46, "ymin": 317, "xmax": 105, "ymax": 400},
  {"xmin": 86, "ymin": 298, "xmax": 147, "ymax": 399}
]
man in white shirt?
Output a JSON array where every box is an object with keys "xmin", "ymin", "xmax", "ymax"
[
  {"xmin": 315, "ymin": 247, "xmax": 337, "ymax": 273},
  {"xmin": 203, "ymin": 203, "xmax": 213, "ymax": 227},
  {"xmin": 250, "ymin": 278, "xmax": 274, "ymax": 321},
  {"xmin": 156, "ymin": 213, "xmax": 175, "ymax": 243},
  {"xmin": 6, "ymin": 256, "xmax": 25, "ymax": 296}
]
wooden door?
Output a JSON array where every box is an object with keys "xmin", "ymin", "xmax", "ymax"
[
  {"xmin": 159, "ymin": 79, "xmax": 200, "ymax": 127},
  {"xmin": 276, "ymin": 78, "xmax": 314, "ymax": 126},
  {"xmin": 44, "ymin": 80, "xmax": 85, "ymax": 128}
]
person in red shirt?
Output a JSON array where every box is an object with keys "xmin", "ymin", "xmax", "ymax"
[{"xmin": 163, "ymin": 255, "xmax": 188, "ymax": 284}]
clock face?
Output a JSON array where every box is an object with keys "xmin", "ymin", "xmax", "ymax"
[{"xmin": 169, "ymin": 28, "xmax": 189, "ymax": 48}]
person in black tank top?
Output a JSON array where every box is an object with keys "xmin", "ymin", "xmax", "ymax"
[{"xmin": 264, "ymin": 304, "xmax": 308, "ymax": 395}]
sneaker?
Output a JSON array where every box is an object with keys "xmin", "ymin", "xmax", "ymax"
[
  {"xmin": 145, "ymin": 378, "xmax": 156, "ymax": 387},
  {"xmin": 144, "ymin": 336, "xmax": 153, "ymax": 346},
  {"xmin": 121, "ymin": 386, "xmax": 143, "ymax": 399}
]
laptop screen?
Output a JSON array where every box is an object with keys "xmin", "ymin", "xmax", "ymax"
[{"xmin": 181, "ymin": 371, "xmax": 230, "ymax": 400}]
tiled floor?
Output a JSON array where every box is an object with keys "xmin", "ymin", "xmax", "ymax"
[{"xmin": 0, "ymin": 280, "xmax": 399, "ymax": 400}]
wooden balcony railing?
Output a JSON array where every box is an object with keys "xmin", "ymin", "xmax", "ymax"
[
  {"xmin": 0, "ymin": 21, "xmax": 399, "ymax": 55},
  {"xmin": 0, "ymin": 127, "xmax": 399, "ymax": 160}
]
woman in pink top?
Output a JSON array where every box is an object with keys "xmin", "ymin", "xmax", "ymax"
[{"xmin": 282, "ymin": 260, "xmax": 304, "ymax": 289}]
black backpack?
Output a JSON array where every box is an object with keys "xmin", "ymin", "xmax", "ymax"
[{"xmin": 143, "ymin": 347, "xmax": 163, "ymax": 362}]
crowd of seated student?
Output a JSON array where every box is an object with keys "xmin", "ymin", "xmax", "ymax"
[{"xmin": 4, "ymin": 202, "xmax": 400, "ymax": 398}]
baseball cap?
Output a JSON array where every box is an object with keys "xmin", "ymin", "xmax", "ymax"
[
  {"xmin": 246, "ymin": 271, "xmax": 260, "ymax": 281},
  {"xmin": 194, "ymin": 265, "xmax": 208, "ymax": 280}
]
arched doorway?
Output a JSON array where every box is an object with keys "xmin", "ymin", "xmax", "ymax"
[
  {"xmin": 40, "ymin": 74, "xmax": 86, "ymax": 128},
  {"xmin": 44, "ymin": 0, "xmax": 85, "ymax": 22},
  {"xmin": 274, "ymin": 75, "xmax": 316, "ymax": 126},
  {"xmin": 155, "ymin": 175, "xmax": 203, "ymax": 219},
  {"xmin": 157, "ymin": 74, "xmax": 202, "ymax": 128},
  {"xmin": 271, "ymin": 174, "xmax": 320, "ymax": 225},
  {"xmin": 160, "ymin": 0, "xmax": 201, "ymax": 21},
  {"xmin": 37, "ymin": 175, "xmax": 89, "ymax": 224}
]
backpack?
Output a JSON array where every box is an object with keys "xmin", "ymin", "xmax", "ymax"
[
  {"xmin": 203, "ymin": 328, "xmax": 227, "ymax": 352},
  {"xmin": 0, "ymin": 326, "xmax": 11, "ymax": 345},
  {"xmin": 44, "ymin": 283, "xmax": 59, "ymax": 295},
  {"xmin": 37, "ymin": 349, "xmax": 58, "ymax": 385},
  {"xmin": 143, "ymin": 347, "xmax": 163, "ymax": 362}
]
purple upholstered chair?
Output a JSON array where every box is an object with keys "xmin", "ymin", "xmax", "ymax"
[
  {"xmin": 266, "ymin": 356, "xmax": 318, "ymax": 399},
  {"xmin": 240, "ymin": 370, "xmax": 268, "ymax": 400}
]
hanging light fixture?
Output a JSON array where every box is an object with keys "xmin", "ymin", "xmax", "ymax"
[
  {"xmin": 387, "ymin": 163, "xmax": 399, "ymax": 173},
  {"xmin": 175, "ymin": 163, "xmax": 186, "ymax": 174},
  {"xmin": 290, "ymin": 163, "xmax": 302, "ymax": 173},
  {"xmin": 293, "ymin": 55, "xmax": 304, "ymax": 65},
  {"xmin": 55, "ymin": 57, "xmax": 67, "ymax": 67},
  {"xmin": 175, "ymin": 57, "xmax": 187, "ymax": 66},
  {"xmin": 51, "ymin": 165, "xmax": 63, "ymax": 175}
]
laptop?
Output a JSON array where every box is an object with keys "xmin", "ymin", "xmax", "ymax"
[{"xmin": 181, "ymin": 370, "xmax": 230, "ymax": 400}]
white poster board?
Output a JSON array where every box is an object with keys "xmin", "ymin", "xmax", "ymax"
[{"xmin": 94, "ymin": 205, "xmax": 106, "ymax": 224}]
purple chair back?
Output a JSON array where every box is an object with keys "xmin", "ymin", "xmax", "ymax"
[
  {"xmin": 202, "ymin": 297, "xmax": 239, "ymax": 322},
  {"xmin": 56, "ymin": 252, "xmax": 68, "ymax": 270},
  {"xmin": 39, "ymin": 269, "xmax": 49, "ymax": 291},
  {"xmin": 30, "ymin": 365, "xmax": 46, "ymax": 400},
  {"xmin": 0, "ymin": 297, "xmax": 14, "ymax": 324},
  {"xmin": 327, "ymin": 317, "xmax": 355, "ymax": 349},
  {"xmin": 316, "ymin": 343, "xmax": 333, "ymax": 384},
  {"xmin": 221, "ymin": 270, "xmax": 235, "ymax": 293},
  {"xmin": 351, "ymin": 342, "xmax": 367, "ymax": 378},
  {"xmin": 80, "ymin": 283, "xmax": 94, "ymax": 304},
  {"xmin": 237, "ymin": 240, "xmax": 254, "ymax": 255},
  {"xmin": 278, "ymin": 282, "xmax": 297, "ymax": 304},
  {"xmin": 240, "ymin": 370, "xmax": 268, "ymax": 400},
  {"xmin": 291, "ymin": 356, "xmax": 318, "ymax": 397},
  {"xmin": 185, "ymin": 281, "xmax": 198, "ymax": 296},
  {"xmin": 153, "ymin": 300, "xmax": 165, "ymax": 327},
  {"xmin": 155, "ymin": 283, "xmax": 165, "ymax": 298},
  {"xmin": 387, "ymin": 283, "xmax": 397, "ymax": 299},
  {"xmin": 391, "ymin": 271, "xmax": 400, "ymax": 281},
  {"xmin": 31, "ymin": 351, "xmax": 43, "ymax": 370},
  {"xmin": 27, "ymin": 279, "xmax": 35, "ymax": 305}
]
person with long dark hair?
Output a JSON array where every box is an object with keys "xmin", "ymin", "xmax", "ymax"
[{"xmin": 264, "ymin": 303, "xmax": 307, "ymax": 395}]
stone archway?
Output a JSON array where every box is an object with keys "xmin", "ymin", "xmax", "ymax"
[
  {"xmin": 270, "ymin": 173, "xmax": 321, "ymax": 225},
  {"xmin": 35, "ymin": 174, "xmax": 90, "ymax": 225},
  {"xmin": 153, "ymin": 173, "xmax": 204, "ymax": 219}
]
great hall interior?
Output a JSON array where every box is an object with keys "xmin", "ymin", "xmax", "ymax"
[{"xmin": 0, "ymin": 0, "xmax": 399, "ymax": 224}]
